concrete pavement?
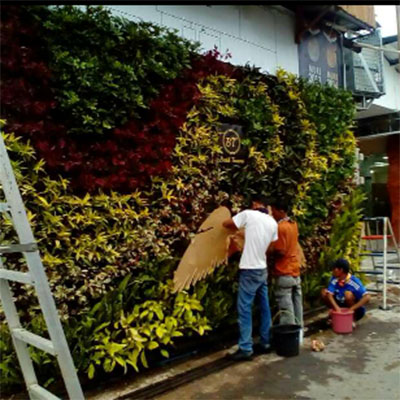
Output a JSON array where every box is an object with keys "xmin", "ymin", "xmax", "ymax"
[
  {"xmin": 84, "ymin": 285, "xmax": 400, "ymax": 400},
  {"xmin": 155, "ymin": 290, "xmax": 400, "ymax": 400}
]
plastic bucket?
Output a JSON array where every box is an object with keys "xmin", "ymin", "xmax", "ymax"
[
  {"xmin": 271, "ymin": 324, "xmax": 301, "ymax": 357},
  {"xmin": 331, "ymin": 308, "xmax": 354, "ymax": 334}
]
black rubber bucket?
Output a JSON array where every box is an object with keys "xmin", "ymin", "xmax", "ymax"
[{"xmin": 271, "ymin": 324, "xmax": 301, "ymax": 357}]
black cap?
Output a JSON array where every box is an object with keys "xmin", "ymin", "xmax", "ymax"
[{"xmin": 332, "ymin": 258, "xmax": 350, "ymax": 273}]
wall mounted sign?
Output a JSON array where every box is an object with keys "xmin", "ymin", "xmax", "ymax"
[
  {"xmin": 218, "ymin": 124, "xmax": 247, "ymax": 164},
  {"xmin": 298, "ymin": 28, "xmax": 343, "ymax": 88}
]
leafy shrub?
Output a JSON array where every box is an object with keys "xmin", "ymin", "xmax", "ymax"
[
  {"xmin": 302, "ymin": 189, "xmax": 366, "ymax": 307},
  {"xmin": 0, "ymin": 5, "xmax": 362, "ymax": 392},
  {"xmin": 319, "ymin": 188, "xmax": 366, "ymax": 272},
  {"xmin": 33, "ymin": 5, "xmax": 199, "ymax": 136}
]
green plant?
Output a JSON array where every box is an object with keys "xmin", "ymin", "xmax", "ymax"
[
  {"xmin": 86, "ymin": 288, "xmax": 210, "ymax": 378},
  {"xmin": 301, "ymin": 189, "xmax": 366, "ymax": 306},
  {"xmin": 0, "ymin": 324, "xmax": 21, "ymax": 389},
  {"xmin": 319, "ymin": 189, "xmax": 366, "ymax": 271},
  {"xmin": 30, "ymin": 5, "xmax": 198, "ymax": 137},
  {"xmin": 0, "ymin": 8, "xmax": 362, "ymax": 389},
  {"xmin": 298, "ymin": 78, "xmax": 357, "ymax": 237}
]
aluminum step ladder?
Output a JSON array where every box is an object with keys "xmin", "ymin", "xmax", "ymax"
[
  {"xmin": 0, "ymin": 132, "xmax": 84, "ymax": 399},
  {"xmin": 358, "ymin": 217, "xmax": 400, "ymax": 310}
]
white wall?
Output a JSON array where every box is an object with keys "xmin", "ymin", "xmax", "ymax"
[
  {"xmin": 375, "ymin": 59, "xmax": 400, "ymax": 111},
  {"xmin": 105, "ymin": 5, "xmax": 299, "ymax": 75}
]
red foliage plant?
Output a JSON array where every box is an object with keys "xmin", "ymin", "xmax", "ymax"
[
  {"xmin": 1, "ymin": 6, "xmax": 236, "ymax": 193},
  {"xmin": 1, "ymin": 6, "xmax": 64, "ymax": 138}
]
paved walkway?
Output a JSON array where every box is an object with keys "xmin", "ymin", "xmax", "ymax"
[
  {"xmin": 157, "ymin": 291, "xmax": 400, "ymax": 400},
  {"xmin": 85, "ymin": 287, "xmax": 400, "ymax": 400}
]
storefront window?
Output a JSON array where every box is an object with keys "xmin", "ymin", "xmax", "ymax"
[{"xmin": 360, "ymin": 153, "xmax": 390, "ymax": 217}]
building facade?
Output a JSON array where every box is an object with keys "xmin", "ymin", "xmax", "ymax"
[
  {"xmin": 106, "ymin": 5, "xmax": 298, "ymax": 74},
  {"xmin": 105, "ymin": 5, "xmax": 400, "ymax": 241}
]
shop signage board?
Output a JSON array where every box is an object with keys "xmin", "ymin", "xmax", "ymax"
[
  {"xmin": 299, "ymin": 28, "xmax": 343, "ymax": 88},
  {"xmin": 218, "ymin": 123, "xmax": 247, "ymax": 164}
]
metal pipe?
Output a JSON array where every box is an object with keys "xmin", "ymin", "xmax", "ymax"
[
  {"xmin": 324, "ymin": 21, "xmax": 369, "ymax": 36},
  {"xmin": 357, "ymin": 131, "xmax": 400, "ymax": 140},
  {"xmin": 352, "ymin": 42, "xmax": 400, "ymax": 55}
]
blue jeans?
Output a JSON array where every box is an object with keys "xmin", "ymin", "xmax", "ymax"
[{"xmin": 237, "ymin": 269, "xmax": 271, "ymax": 353}]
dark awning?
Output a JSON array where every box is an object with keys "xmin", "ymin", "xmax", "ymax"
[{"xmin": 287, "ymin": 5, "xmax": 375, "ymax": 34}]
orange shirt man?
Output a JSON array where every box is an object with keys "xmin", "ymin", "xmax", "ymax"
[
  {"xmin": 270, "ymin": 200, "xmax": 303, "ymax": 328},
  {"xmin": 273, "ymin": 219, "xmax": 301, "ymax": 278}
]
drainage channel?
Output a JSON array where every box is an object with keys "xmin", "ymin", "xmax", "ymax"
[{"xmin": 116, "ymin": 313, "xmax": 328, "ymax": 400}]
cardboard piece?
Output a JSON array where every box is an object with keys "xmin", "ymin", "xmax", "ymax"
[
  {"xmin": 173, "ymin": 206, "xmax": 307, "ymax": 292},
  {"xmin": 173, "ymin": 206, "xmax": 233, "ymax": 292}
]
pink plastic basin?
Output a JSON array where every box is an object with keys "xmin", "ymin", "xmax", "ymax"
[{"xmin": 331, "ymin": 308, "xmax": 354, "ymax": 334}]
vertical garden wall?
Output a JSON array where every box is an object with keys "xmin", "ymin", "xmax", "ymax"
[{"xmin": 0, "ymin": 5, "xmax": 364, "ymax": 392}]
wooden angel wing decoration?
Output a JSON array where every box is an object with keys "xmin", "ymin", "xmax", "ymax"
[
  {"xmin": 173, "ymin": 206, "xmax": 233, "ymax": 292},
  {"xmin": 297, "ymin": 243, "xmax": 307, "ymax": 269}
]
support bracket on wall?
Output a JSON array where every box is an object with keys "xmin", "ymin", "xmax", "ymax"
[{"xmin": 295, "ymin": 6, "xmax": 334, "ymax": 44}]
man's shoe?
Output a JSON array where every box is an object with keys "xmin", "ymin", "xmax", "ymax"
[
  {"xmin": 254, "ymin": 343, "xmax": 272, "ymax": 354},
  {"xmin": 228, "ymin": 349, "xmax": 253, "ymax": 361}
]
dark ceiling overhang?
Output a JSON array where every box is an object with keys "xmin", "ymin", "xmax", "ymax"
[
  {"xmin": 355, "ymin": 112, "xmax": 400, "ymax": 138},
  {"xmin": 333, "ymin": 6, "xmax": 375, "ymax": 31},
  {"xmin": 288, "ymin": 5, "xmax": 375, "ymax": 44},
  {"xmin": 356, "ymin": 112, "xmax": 400, "ymax": 155}
]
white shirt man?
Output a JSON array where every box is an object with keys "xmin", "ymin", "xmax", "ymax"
[
  {"xmin": 233, "ymin": 209, "xmax": 278, "ymax": 270},
  {"xmin": 223, "ymin": 196, "xmax": 278, "ymax": 360}
]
